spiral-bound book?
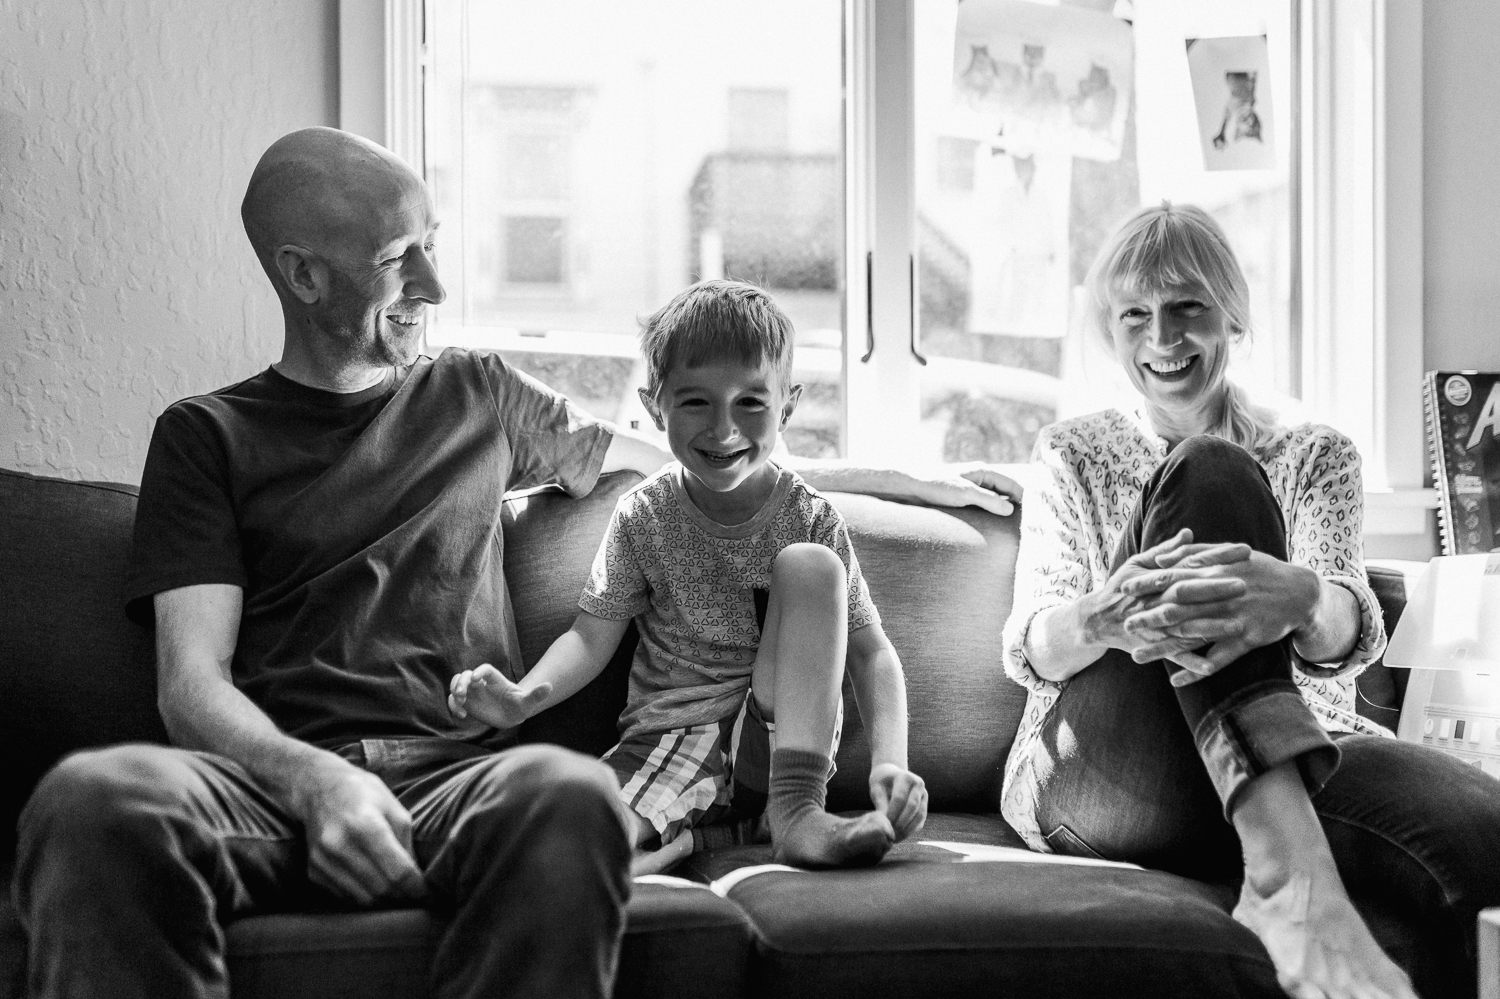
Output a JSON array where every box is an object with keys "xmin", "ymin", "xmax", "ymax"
[{"xmin": 1425, "ymin": 371, "xmax": 1500, "ymax": 555}]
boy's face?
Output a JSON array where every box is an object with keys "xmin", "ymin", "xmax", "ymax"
[{"xmin": 639, "ymin": 358, "xmax": 802, "ymax": 498}]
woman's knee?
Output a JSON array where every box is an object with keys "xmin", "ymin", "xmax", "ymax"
[{"xmin": 1157, "ymin": 435, "xmax": 1262, "ymax": 495}]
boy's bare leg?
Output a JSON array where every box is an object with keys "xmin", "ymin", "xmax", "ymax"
[
  {"xmin": 1230, "ymin": 764, "xmax": 1418, "ymax": 999},
  {"xmin": 627, "ymin": 812, "xmax": 693, "ymax": 877},
  {"xmin": 754, "ymin": 544, "xmax": 894, "ymax": 868}
]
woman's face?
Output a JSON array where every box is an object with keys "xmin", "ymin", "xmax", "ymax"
[{"xmin": 1107, "ymin": 281, "xmax": 1234, "ymax": 428}]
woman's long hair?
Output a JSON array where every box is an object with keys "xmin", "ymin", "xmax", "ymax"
[{"xmin": 1083, "ymin": 202, "xmax": 1281, "ymax": 457}]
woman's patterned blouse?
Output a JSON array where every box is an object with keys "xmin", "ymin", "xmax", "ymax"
[{"xmin": 1000, "ymin": 408, "xmax": 1391, "ymax": 853}]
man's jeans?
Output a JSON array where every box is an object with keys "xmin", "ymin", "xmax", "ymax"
[
  {"xmin": 14, "ymin": 737, "xmax": 632, "ymax": 999},
  {"xmin": 1033, "ymin": 435, "xmax": 1500, "ymax": 997}
]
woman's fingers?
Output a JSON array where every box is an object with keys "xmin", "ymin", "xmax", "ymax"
[
  {"xmin": 1152, "ymin": 542, "xmax": 1250, "ymax": 569},
  {"xmin": 1124, "ymin": 597, "xmax": 1247, "ymax": 633},
  {"xmin": 1135, "ymin": 528, "xmax": 1193, "ymax": 565}
]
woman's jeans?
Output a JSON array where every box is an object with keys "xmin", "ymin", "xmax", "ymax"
[
  {"xmin": 14, "ymin": 737, "xmax": 633, "ymax": 999},
  {"xmin": 1032, "ymin": 435, "xmax": 1500, "ymax": 997}
]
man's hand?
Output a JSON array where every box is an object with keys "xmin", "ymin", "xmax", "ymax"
[
  {"xmin": 290, "ymin": 755, "xmax": 427, "ymax": 906},
  {"xmin": 903, "ymin": 463, "xmax": 1021, "ymax": 517},
  {"xmin": 869, "ymin": 762, "xmax": 928, "ymax": 841},
  {"xmin": 448, "ymin": 664, "xmax": 552, "ymax": 729}
]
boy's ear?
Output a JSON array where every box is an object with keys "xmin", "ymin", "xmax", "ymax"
[
  {"xmin": 637, "ymin": 387, "xmax": 666, "ymax": 431},
  {"xmin": 779, "ymin": 383, "xmax": 804, "ymax": 430}
]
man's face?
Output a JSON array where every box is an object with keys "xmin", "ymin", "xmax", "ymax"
[{"xmin": 317, "ymin": 173, "xmax": 445, "ymax": 368}]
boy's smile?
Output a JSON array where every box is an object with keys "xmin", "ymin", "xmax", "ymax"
[{"xmin": 640, "ymin": 359, "xmax": 802, "ymax": 523}]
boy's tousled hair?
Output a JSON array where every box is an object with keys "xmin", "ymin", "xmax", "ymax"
[
  {"xmin": 638, "ymin": 280, "xmax": 795, "ymax": 395},
  {"xmin": 1084, "ymin": 201, "xmax": 1281, "ymax": 456}
]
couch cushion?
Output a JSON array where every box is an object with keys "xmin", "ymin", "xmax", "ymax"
[
  {"xmin": 679, "ymin": 815, "xmax": 1280, "ymax": 999},
  {"xmin": 0, "ymin": 469, "xmax": 166, "ymax": 856},
  {"xmin": 222, "ymin": 881, "xmax": 754, "ymax": 999}
]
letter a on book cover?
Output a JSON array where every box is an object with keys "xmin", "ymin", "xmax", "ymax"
[{"xmin": 1425, "ymin": 371, "xmax": 1500, "ymax": 555}]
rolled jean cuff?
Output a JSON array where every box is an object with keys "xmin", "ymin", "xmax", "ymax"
[{"xmin": 1193, "ymin": 680, "xmax": 1341, "ymax": 819}]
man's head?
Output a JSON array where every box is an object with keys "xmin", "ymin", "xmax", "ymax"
[
  {"xmin": 636, "ymin": 280, "xmax": 802, "ymax": 499},
  {"xmin": 242, "ymin": 127, "xmax": 444, "ymax": 373}
]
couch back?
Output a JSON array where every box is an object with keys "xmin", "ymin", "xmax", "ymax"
[
  {"xmin": 0, "ymin": 469, "xmax": 167, "ymax": 856},
  {"xmin": 1, "ymin": 468, "xmax": 1411, "ymax": 854}
]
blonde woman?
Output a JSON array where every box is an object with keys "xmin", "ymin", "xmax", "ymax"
[{"xmin": 1002, "ymin": 203, "xmax": 1499, "ymax": 999}]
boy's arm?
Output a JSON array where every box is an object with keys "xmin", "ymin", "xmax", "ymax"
[
  {"xmin": 450, "ymin": 612, "xmax": 630, "ymax": 728},
  {"xmin": 845, "ymin": 622, "xmax": 927, "ymax": 840}
]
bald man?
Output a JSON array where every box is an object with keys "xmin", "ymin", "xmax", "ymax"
[{"xmin": 14, "ymin": 128, "xmax": 1018, "ymax": 999}]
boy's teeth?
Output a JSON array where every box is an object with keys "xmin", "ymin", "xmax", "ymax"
[{"xmin": 1148, "ymin": 357, "xmax": 1192, "ymax": 373}]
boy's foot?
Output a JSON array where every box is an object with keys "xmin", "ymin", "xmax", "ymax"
[
  {"xmin": 630, "ymin": 830, "xmax": 694, "ymax": 877},
  {"xmin": 767, "ymin": 747, "xmax": 895, "ymax": 868},
  {"xmin": 1232, "ymin": 869, "xmax": 1419, "ymax": 999},
  {"xmin": 771, "ymin": 808, "xmax": 894, "ymax": 868}
]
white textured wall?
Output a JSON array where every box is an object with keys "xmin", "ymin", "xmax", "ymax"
[
  {"xmin": 1, "ymin": 0, "xmax": 337, "ymax": 483},
  {"xmin": 1425, "ymin": 0, "xmax": 1500, "ymax": 374}
]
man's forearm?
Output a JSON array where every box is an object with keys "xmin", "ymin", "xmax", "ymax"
[
  {"xmin": 600, "ymin": 424, "xmax": 670, "ymax": 478},
  {"xmin": 160, "ymin": 668, "xmax": 339, "ymax": 807}
]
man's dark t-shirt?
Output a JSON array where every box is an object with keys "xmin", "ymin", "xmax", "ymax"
[{"xmin": 125, "ymin": 348, "xmax": 611, "ymax": 748}]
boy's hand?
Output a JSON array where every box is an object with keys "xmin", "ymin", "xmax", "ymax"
[
  {"xmin": 869, "ymin": 762, "xmax": 928, "ymax": 841},
  {"xmin": 447, "ymin": 664, "xmax": 551, "ymax": 729}
]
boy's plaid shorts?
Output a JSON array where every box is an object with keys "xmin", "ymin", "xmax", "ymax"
[{"xmin": 603, "ymin": 691, "xmax": 842, "ymax": 847}]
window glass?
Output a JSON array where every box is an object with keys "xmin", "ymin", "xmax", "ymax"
[
  {"xmin": 425, "ymin": 0, "xmax": 845, "ymax": 456},
  {"xmin": 914, "ymin": 0, "xmax": 1293, "ymax": 463}
]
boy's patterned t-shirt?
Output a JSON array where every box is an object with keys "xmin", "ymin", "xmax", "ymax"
[{"xmin": 579, "ymin": 462, "xmax": 879, "ymax": 739}]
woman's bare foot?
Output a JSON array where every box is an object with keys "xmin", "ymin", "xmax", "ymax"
[
  {"xmin": 630, "ymin": 830, "xmax": 693, "ymax": 877},
  {"xmin": 1233, "ymin": 867, "xmax": 1418, "ymax": 999},
  {"xmin": 1231, "ymin": 764, "xmax": 1419, "ymax": 999}
]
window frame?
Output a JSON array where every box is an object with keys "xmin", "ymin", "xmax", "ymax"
[{"xmin": 343, "ymin": 0, "xmax": 1433, "ymax": 539}]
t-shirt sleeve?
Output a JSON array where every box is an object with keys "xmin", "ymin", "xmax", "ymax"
[
  {"xmin": 578, "ymin": 501, "xmax": 652, "ymax": 621},
  {"xmin": 124, "ymin": 405, "xmax": 248, "ymax": 625},
  {"xmin": 1001, "ymin": 429, "xmax": 1093, "ymax": 694},
  {"xmin": 809, "ymin": 502, "xmax": 880, "ymax": 632},
  {"xmin": 477, "ymin": 352, "xmax": 613, "ymax": 497},
  {"xmin": 1285, "ymin": 427, "xmax": 1386, "ymax": 677}
]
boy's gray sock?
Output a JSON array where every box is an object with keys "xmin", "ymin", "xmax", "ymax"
[{"xmin": 767, "ymin": 747, "xmax": 893, "ymax": 868}]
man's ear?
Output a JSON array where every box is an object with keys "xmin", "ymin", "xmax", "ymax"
[
  {"xmin": 637, "ymin": 386, "xmax": 666, "ymax": 431},
  {"xmin": 779, "ymin": 383, "xmax": 804, "ymax": 430},
  {"xmin": 273, "ymin": 245, "xmax": 327, "ymax": 305}
]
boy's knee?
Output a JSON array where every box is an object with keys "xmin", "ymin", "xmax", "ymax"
[{"xmin": 771, "ymin": 543, "xmax": 845, "ymax": 594}]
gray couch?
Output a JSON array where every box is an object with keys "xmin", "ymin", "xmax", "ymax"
[{"xmin": 0, "ymin": 465, "xmax": 1428, "ymax": 998}]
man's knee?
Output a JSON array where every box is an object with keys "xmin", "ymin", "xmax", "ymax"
[
  {"xmin": 16, "ymin": 744, "xmax": 209, "ymax": 911},
  {"xmin": 21, "ymin": 745, "xmax": 192, "ymax": 846},
  {"xmin": 465, "ymin": 744, "xmax": 628, "ymax": 843},
  {"xmin": 771, "ymin": 543, "xmax": 845, "ymax": 597}
]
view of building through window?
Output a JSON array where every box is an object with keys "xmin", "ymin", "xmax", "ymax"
[
  {"xmin": 426, "ymin": 0, "xmax": 1293, "ymax": 464},
  {"xmin": 425, "ymin": 0, "xmax": 845, "ymax": 456}
]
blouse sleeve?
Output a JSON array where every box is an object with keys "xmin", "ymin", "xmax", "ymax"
[
  {"xmin": 1283, "ymin": 427, "xmax": 1386, "ymax": 678},
  {"xmin": 1001, "ymin": 429, "xmax": 1097, "ymax": 693}
]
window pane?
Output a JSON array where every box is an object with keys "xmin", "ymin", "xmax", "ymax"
[
  {"xmin": 914, "ymin": 0, "xmax": 1293, "ymax": 464},
  {"xmin": 426, "ymin": 0, "xmax": 845, "ymax": 457}
]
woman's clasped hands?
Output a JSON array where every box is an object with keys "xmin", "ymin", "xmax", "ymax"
[{"xmin": 1088, "ymin": 528, "xmax": 1322, "ymax": 687}]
